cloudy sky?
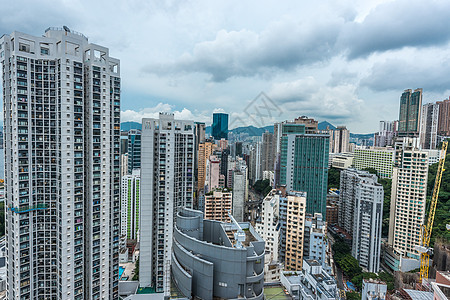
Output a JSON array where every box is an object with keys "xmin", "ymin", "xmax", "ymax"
[{"xmin": 2, "ymin": 0, "xmax": 450, "ymax": 133}]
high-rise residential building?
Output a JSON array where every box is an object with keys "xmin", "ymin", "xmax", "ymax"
[
  {"xmin": 279, "ymin": 123, "xmax": 329, "ymax": 216},
  {"xmin": 194, "ymin": 122, "xmax": 206, "ymax": 145},
  {"xmin": 255, "ymin": 190, "xmax": 283, "ymax": 282},
  {"xmin": 249, "ymin": 141, "xmax": 262, "ymax": 184},
  {"xmin": 339, "ymin": 169, "xmax": 383, "ymax": 273},
  {"xmin": 353, "ymin": 146, "xmax": 395, "ymax": 178},
  {"xmin": 388, "ymin": 138, "xmax": 428, "ymax": 260},
  {"xmin": 204, "ymin": 190, "xmax": 232, "ymax": 222},
  {"xmin": 374, "ymin": 120, "xmax": 398, "ymax": 147},
  {"xmin": 197, "ymin": 141, "xmax": 215, "ymax": 193},
  {"xmin": 193, "ymin": 122, "xmax": 206, "ymax": 196},
  {"xmin": 127, "ymin": 129, "xmax": 141, "ymax": 174},
  {"xmin": 437, "ymin": 98, "xmax": 450, "ymax": 136},
  {"xmin": 232, "ymin": 170, "xmax": 246, "ymax": 222},
  {"xmin": 328, "ymin": 126, "xmax": 350, "ymax": 153},
  {"xmin": 121, "ymin": 169, "xmax": 140, "ymax": 240},
  {"xmin": 205, "ymin": 155, "xmax": 222, "ymax": 192},
  {"xmin": 284, "ymin": 192, "xmax": 307, "ymax": 270},
  {"xmin": 420, "ymin": 103, "xmax": 439, "ymax": 149},
  {"xmin": 303, "ymin": 213, "xmax": 327, "ymax": 268},
  {"xmin": 212, "ymin": 112, "xmax": 228, "ymax": 140},
  {"xmin": 172, "ymin": 208, "xmax": 265, "ymax": 299},
  {"xmin": 121, "ymin": 131, "xmax": 129, "ymax": 154},
  {"xmin": 218, "ymin": 138, "xmax": 228, "ymax": 150},
  {"xmin": 1, "ymin": 27, "xmax": 120, "ymax": 299},
  {"xmin": 398, "ymin": 88, "xmax": 423, "ymax": 137},
  {"xmin": 140, "ymin": 113, "xmax": 194, "ymax": 295},
  {"xmin": 261, "ymin": 131, "xmax": 274, "ymax": 172}
]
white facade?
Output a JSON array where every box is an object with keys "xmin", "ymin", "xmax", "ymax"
[
  {"xmin": 140, "ymin": 113, "xmax": 194, "ymax": 295},
  {"xmin": 1, "ymin": 28, "xmax": 121, "ymax": 299},
  {"xmin": 255, "ymin": 190, "xmax": 282, "ymax": 282},
  {"xmin": 361, "ymin": 279, "xmax": 387, "ymax": 300},
  {"xmin": 304, "ymin": 214, "xmax": 328, "ymax": 268},
  {"xmin": 388, "ymin": 138, "xmax": 428, "ymax": 259},
  {"xmin": 121, "ymin": 169, "xmax": 140, "ymax": 240}
]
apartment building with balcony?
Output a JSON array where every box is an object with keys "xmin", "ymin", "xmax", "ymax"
[
  {"xmin": 139, "ymin": 113, "xmax": 194, "ymax": 295},
  {"xmin": 388, "ymin": 138, "xmax": 428, "ymax": 260},
  {"xmin": 204, "ymin": 190, "xmax": 232, "ymax": 222},
  {"xmin": 1, "ymin": 27, "xmax": 120, "ymax": 299}
]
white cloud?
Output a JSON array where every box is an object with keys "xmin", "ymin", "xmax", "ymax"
[{"xmin": 121, "ymin": 103, "xmax": 211, "ymax": 123}]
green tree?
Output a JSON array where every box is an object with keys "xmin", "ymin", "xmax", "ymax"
[
  {"xmin": 425, "ymin": 152, "xmax": 450, "ymax": 244},
  {"xmin": 346, "ymin": 291, "xmax": 361, "ymax": 300},
  {"xmin": 327, "ymin": 167, "xmax": 341, "ymax": 190},
  {"xmin": 132, "ymin": 258, "xmax": 139, "ymax": 281},
  {"xmin": 252, "ymin": 179, "xmax": 271, "ymax": 197}
]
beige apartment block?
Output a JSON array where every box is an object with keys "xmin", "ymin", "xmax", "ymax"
[
  {"xmin": 285, "ymin": 193, "xmax": 307, "ymax": 271},
  {"xmin": 204, "ymin": 191, "xmax": 232, "ymax": 222},
  {"xmin": 388, "ymin": 138, "xmax": 428, "ymax": 259}
]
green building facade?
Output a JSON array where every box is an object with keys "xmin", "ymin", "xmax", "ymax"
[
  {"xmin": 280, "ymin": 124, "xmax": 329, "ymax": 216},
  {"xmin": 121, "ymin": 171, "xmax": 140, "ymax": 240}
]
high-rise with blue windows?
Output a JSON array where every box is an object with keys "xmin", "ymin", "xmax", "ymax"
[
  {"xmin": 127, "ymin": 129, "xmax": 141, "ymax": 173},
  {"xmin": 212, "ymin": 113, "xmax": 228, "ymax": 140},
  {"xmin": 279, "ymin": 123, "xmax": 329, "ymax": 216}
]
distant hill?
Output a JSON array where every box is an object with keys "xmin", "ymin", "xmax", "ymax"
[
  {"xmin": 206, "ymin": 125, "xmax": 273, "ymax": 137},
  {"xmin": 318, "ymin": 121, "xmax": 336, "ymax": 130},
  {"xmin": 350, "ymin": 133, "xmax": 374, "ymax": 139},
  {"xmin": 121, "ymin": 121, "xmax": 142, "ymax": 131}
]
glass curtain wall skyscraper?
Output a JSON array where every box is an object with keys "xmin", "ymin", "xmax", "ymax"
[
  {"xmin": 212, "ymin": 113, "xmax": 228, "ymax": 140},
  {"xmin": 279, "ymin": 124, "xmax": 329, "ymax": 216},
  {"xmin": 1, "ymin": 28, "xmax": 120, "ymax": 299},
  {"xmin": 398, "ymin": 88, "xmax": 422, "ymax": 137}
]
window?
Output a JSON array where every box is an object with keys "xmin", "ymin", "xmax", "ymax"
[{"xmin": 40, "ymin": 47, "xmax": 49, "ymax": 55}]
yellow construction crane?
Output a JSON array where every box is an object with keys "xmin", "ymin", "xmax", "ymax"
[{"xmin": 417, "ymin": 140, "xmax": 448, "ymax": 282}]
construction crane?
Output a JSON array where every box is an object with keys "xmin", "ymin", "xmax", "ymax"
[{"xmin": 416, "ymin": 140, "xmax": 448, "ymax": 282}]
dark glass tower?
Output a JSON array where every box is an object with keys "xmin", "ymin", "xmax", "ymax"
[
  {"xmin": 398, "ymin": 88, "xmax": 422, "ymax": 137},
  {"xmin": 212, "ymin": 113, "xmax": 229, "ymax": 140}
]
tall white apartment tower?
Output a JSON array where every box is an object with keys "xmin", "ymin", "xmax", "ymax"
[
  {"xmin": 388, "ymin": 138, "xmax": 428, "ymax": 259},
  {"xmin": 0, "ymin": 27, "xmax": 121, "ymax": 299},
  {"xmin": 140, "ymin": 113, "xmax": 194, "ymax": 295},
  {"xmin": 121, "ymin": 169, "xmax": 140, "ymax": 240}
]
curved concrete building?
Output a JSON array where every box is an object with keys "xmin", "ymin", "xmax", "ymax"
[{"xmin": 172, "ymin": 208, "xmax": 265, "ymax": 299}]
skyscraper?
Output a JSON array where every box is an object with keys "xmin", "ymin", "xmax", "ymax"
[
  {"xmin": 261, "ymin": 131, "xmax": 275, "ymax": 172},
  {"xmin": 284, "ymin": 192, "xmax": 307, "ymax": 270},
  {"xmin": 279, "ymin": 123, "xmax": 329, "ymax": 216},
  {"xmin": 121, "ymin": 169, "xmax": 140, "ymax": 240},
  {"xmin": 1, "ymin": 27, "xmax": 120, "ymax": 299},
  {"xmin": 437, "ymin": 97, "xmax": 450, "ymax": 136},
  {"xmin": 140, "ymin": 113, "xmax": 194, "ymax": 295},
  {"xmin": 328, "ymin": 126, "xmax": 350, "ymax": 153},
  {"xmin": 388, "ymin": 138, "xmax": 428, "ymax": 259},
  {"xmin": 127, "ymin": 129, "xmax": 141, "ymax": 173},
  {"xmin": 340, "ymin": 169, "xmax": 383, "ymax": 273},
  {"xmin": 212, "ymin": 112, "xmax": 228, "ymax": 140},
  {"xmin": 197, "ymin": 141, "xmax": 215, "ymax": 193},
  {"xmin": 419, "ymin": 102, "xmax": 439, "ymax": 149},
  {"xmin": 398, "ymin": 88, "xmax": 423, "ymax": 137}
]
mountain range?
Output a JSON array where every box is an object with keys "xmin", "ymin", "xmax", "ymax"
[{"xmin": 121, "ymin": 121, "xmax": 374, "ymax": 138}]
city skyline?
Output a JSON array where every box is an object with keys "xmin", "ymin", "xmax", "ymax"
[{"xmin": 1, "ymin": 0, "xmax": 450, "ymax": 132}]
